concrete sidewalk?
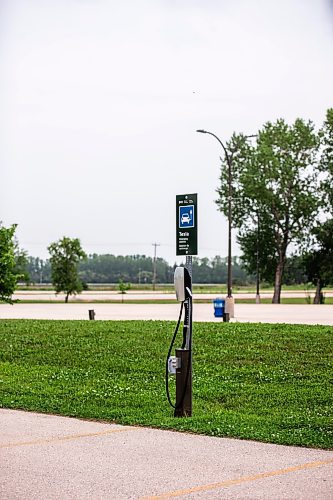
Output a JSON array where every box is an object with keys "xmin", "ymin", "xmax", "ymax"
[
  {"xmin": 1, "ymin": 409, "xmax": 332, "ymax": 499},
  {"xmin": 1, "ymin": 302, "xmax": 333, "ymax": 324}
]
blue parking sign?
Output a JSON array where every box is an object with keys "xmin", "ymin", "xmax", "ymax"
[
  {"xmin": 176, "ymin": 194, "xmax": 197, "ymax": 255},
  {"xmin": 179, "ymin": 205, "xmax": 194, "ymax": 228}
]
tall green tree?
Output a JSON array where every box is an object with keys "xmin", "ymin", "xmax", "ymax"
[
  {"xmin": 48, "ymin": 237, "xmax": 87, "ymax": 302},
  {"xmin": 0, "ymin": 223, "xmax": 19, "ymax": 303},
  {"xmin": 216, "ymin": 118, "xmax": 320, "ymax": 303}
]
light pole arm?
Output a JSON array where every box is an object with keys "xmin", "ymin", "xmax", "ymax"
[{"xmin": 196, "ymin": 130, "xmax": 232, "ymax": 170}]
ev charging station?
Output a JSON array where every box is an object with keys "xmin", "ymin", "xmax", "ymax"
[{"xmin": 166, "ymin": 193, "xmax": 197, "ymax": 417}]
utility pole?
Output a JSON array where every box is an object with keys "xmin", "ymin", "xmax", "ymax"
[{"xmin": 152, "ymin": 242, "xmax": 160, "ymax": 291}]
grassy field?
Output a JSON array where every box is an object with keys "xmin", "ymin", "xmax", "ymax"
[
  {"xmin": 17, "ymin": 283, "xmax": 333, "ymax": 294},
  {"xmin": 0, "ymin": 319, "xmax": 332, "ymax": 449},
  {"xmin": 16, "ymin": 297, "xmax": 333, "ymax": 305}
]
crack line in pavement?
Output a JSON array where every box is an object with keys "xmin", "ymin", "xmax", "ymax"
[
  {"xmin": 1, "ymin": 427, "xmax": 138, "ymax": 448},
  {"xmin": 142, "ymin": 458, "xmax": 333, "ymax": 499}
]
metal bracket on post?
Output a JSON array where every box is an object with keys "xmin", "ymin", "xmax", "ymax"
[{"xmin": 168, "ymin": 356, "xmax": 181, "ymax": 374}]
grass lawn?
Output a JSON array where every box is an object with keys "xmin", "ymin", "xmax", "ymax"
[{"xmin": 0, "ymin": 319, "xmax": 332, "ymax": 449}]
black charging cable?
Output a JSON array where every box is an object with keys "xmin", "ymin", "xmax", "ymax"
[{"xmin": 165, "ymin": 301, "xmax": 183, "ymax": 409}]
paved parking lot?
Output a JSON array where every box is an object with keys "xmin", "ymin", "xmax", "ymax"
[
  {"xmin": 1, "ymin": 302, "xmax": 333, "ymax": 324},
  {"xmin": 1, "ymin": 409, "xmax": 332, "ymax": 499}
]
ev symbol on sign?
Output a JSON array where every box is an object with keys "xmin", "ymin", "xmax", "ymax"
[{"xmin": 179, "ymin": 205, "xmax": 194, "ymax": 228}]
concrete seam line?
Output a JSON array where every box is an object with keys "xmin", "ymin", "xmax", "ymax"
[
  {"xmin": 0, "ymin": 427, "xmax": 138, "ymax": 448},
  {"xmin": 141, "ymin": 458, "xmax": 333, "ymax": 499}
]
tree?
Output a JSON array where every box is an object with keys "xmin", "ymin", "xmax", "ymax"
[
  {"xmin": 0, "ymin": 223, "xmax": 20, "ymax": 303},
  {"xmin": 282, "ymin": 255, "xmax": 307, "ymax": 286},
  {"xmin": 14, "ymin": 244, "xmax": 30, "ymax": 285},
  {"xmin": 303, "ymin": 219, "xmax": 333, "ymax": 303},
  {"xmin": 118, "ymin": 279, "xmax": 131, "ymax": 303},
  {"xmin": 238, "ymin": 212, "xmax": 277, "ymax": 285},
  {"xmin": 217, "ymin": 118, "xmax": 320, "ymax": 303},
  {"xmin": 26, "ymin": 257, "xmax": 51, "ymax": 284},
  {"xmin": 48, "ymin": 237, "xmax": 87, "ymax": 302}
]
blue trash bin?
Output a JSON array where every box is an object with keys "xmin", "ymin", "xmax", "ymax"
[{"xmin": 213, "ymin": 298, "xmax": 225, "ymax": 317}]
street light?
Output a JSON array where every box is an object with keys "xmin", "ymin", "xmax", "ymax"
[
  {"xmin": 196, "ymin": 130, "xmax": 258, "ymax": 315},
  {"xmin": 196, "ymin": 129, "xmax": 234, "ymax": 317}
]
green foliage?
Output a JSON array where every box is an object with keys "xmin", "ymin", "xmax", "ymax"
[
  {"xmin": 303, "ymin": 219, "xmax": 333, "ymax": 302},
  {"xmin": 48, "ymin": 237, "xmax": 87, "ymax": 302},
  {"xmin": 78, "ymin": 254, "xmax": 170, "ymax": 284},
  {"xmin": 216, "ymin": 117, "xmax": 321, "ymax": 303},
  {"xmin": 118, "ymin": 279, "xmax": 131, "ymax": 302},
  {"xmin": 0, "ymin": 224, "xmax": 20, "ymax": 303},
  {"xmin": 238, "ymin": 221, "xmax": 277, "ymax": 284},
  {"xmin": 26, "ymin": 257, "xmax": 51, "ymax": 284},
  {"xmin": 26, "ymin": 253, "xmax": 251, "ymax": 285},
  {"xmin": 187, "ymin": 256, "xmax": 250, "ymax": 285},
  {"xmin": 320, "ymin": 108, "xmax": 333, "ymax": 208},
  {"xmin": 13, "ymin": 244, "xmax": 29, "ymax": 285},
  {"xmin": 288, "ymin": 110, "xmax": 333, "ymax": 300},
  {"xmin": 282, "ymin": 255, "xmax": 308, "ymax": 286},
  {"xmin": 0, "ymin": 320, "xmax": 332, "ymax": 448},
  {"xmin": 118, "ymin": 279, "xmax": 131, "ymax": 293}
]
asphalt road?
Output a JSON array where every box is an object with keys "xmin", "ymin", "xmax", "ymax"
[{"xmin": 1, "ymin": 409, "xmax": 332, "ymax": 499}]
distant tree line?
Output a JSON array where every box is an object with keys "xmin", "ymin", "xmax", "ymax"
[
  {"xmin": 1, "ymin": 226, "xmax": 332, "ymax": 305},
  {"xmin": 25, "ymin": 253, "xmax": 252, "ymax": 285},
  {"xmin": 23, "ymin": 252, "xmax": 332, "ymax": 289},
  {"xmin": 4, "ymin": 244, "xmax": 329, "ymax": 294}
]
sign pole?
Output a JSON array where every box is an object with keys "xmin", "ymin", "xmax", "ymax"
[
  {"xmin": 185, "ymin": 255, "xmax": 192, "ymax": 350},
  {"xmin": 175, "ymin": 194, "xmax": 197, "ymax": 417}
]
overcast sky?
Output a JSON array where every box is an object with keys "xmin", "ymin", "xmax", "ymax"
[{"xmin": 1, "ymin": 0, "xmax": 333, "ymax": 264}]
